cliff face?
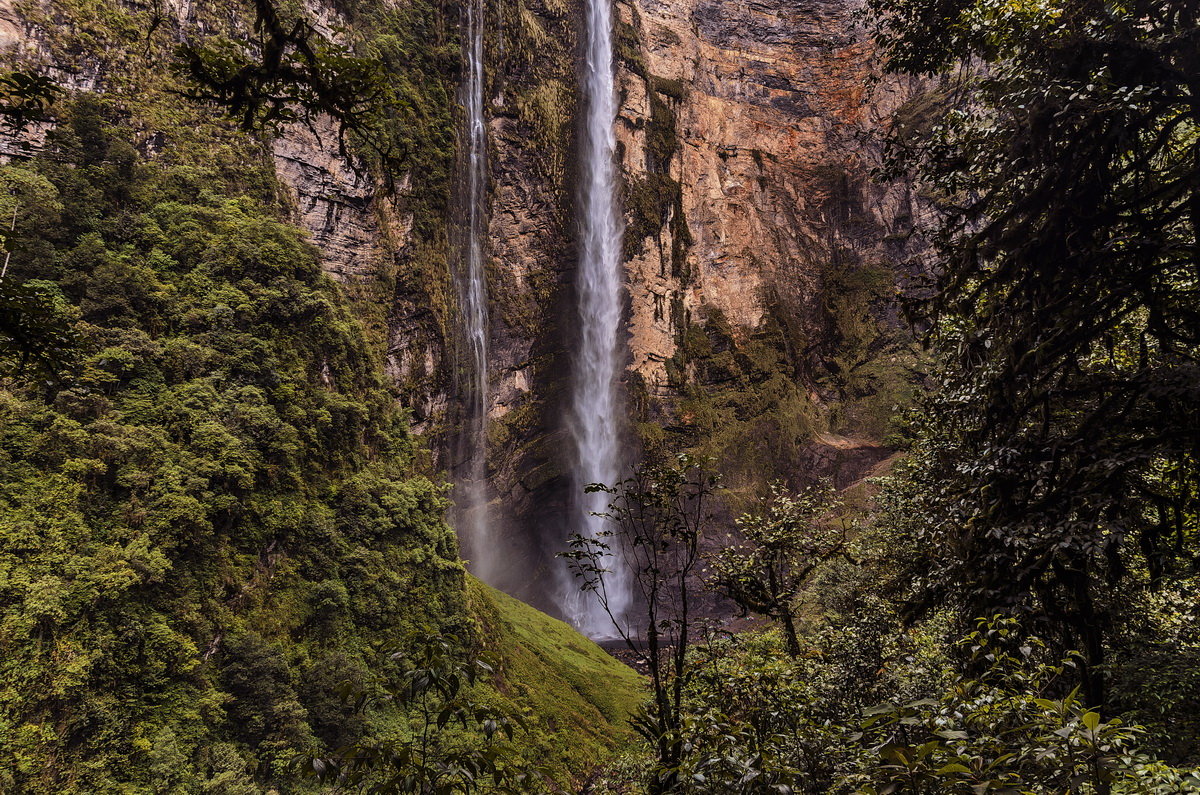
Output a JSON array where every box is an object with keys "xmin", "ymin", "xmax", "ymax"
[
  {"xmin": 428, "ymin": 0, "xmax": 922, "ymax": 606},
  {"xmin": 257, "ymin": 0, "xmax": 916, "ymax": 604},
  {"xmin": 616, "ymin": 0, "xmax": 898, "ymax": 383},
  {"xmin": 608, "ymin": 0, "xmax": 921, "ymax": 493}
]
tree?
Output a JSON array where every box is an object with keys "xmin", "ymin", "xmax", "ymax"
[
  {"xmin": 867, "ymin": 0, "xmax": 1200, "ymax": 705},
  {"xmin": 563, "ymin": 454, "xmax": 719, "ymax": 794},
  {"xmin": 297, "ymin": 639, "xmax": 532, "ymax": 794},
  {"xmin": 668, "ymin": 618, "xmax": 1200, "ymax": 794},
  {"xmin": 0, "ymin": 69, "xmax": 60, "ymax": 132},
  {"xmin": 710, "ymin": 480, "xmax": 847, "ymax": 657},
  {"xmin": 0, "ymin": 161, "xmax": 75, "ymax": 374},
  {"xmin": 0, "ymin": 279, "xmax": 77, "ymax": 374},
  {"xmin": 848, "ymin": 617, "xmax": 1200, "ymax": 795},
  {"xmin": 178, "ymin": 0, "xmax": 381, "ymax": 132},
  {"xmin": 176, "ymin": 0, "xmax": 408, "ymax": 180},
  {"xmin": 0, "ymin": 95, "xmax": 462, "ymax": 789}
]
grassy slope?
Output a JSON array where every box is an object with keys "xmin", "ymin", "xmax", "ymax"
[{"xmin": 468, "ymin": 577, "xmax": 646, "ymax": 778}]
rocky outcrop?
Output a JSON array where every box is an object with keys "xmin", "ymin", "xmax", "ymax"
[
  {"xmin": 272, "ymin": 118, "xmax": 402, "ymax": 284},
  {"xmin": 615, "ymin": 0, "xmax": 916, "ymax": 393}
]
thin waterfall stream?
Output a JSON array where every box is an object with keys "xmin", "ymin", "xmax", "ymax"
[
  {"xmin": 454, "ymin": 0, "xmax": 494, "ymax": 583},
  {"xmin": 562, "ymin": 0, "xmax": 633, "ymax": 637}
]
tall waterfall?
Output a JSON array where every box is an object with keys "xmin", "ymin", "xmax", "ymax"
[
  {"xmin": 454, "ymin": 0, "xmax": 494, "ymax": 582},
  {"xmin": 562, "ymin": 0, "xmax": 632, "ymax": 637}
]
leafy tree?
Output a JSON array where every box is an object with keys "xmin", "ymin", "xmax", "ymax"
[
  {"xmin": 0, "ymin": 279, "xmax": 77, "ymax": 373},
  {"xmin": 848, "ymin": 617, "xmax": 1200, "ymax": 795},
  {"xmin": 177, "ymin": 0, "xmax": 407, "ymax": 178},
  {"xmin": 564, "ymin": 455, "xmax": 719, "ymax": 795},
  {"xmin": 298, "ymin": 639, "xmax": 533, "ymax": 794},
  {"xmin": 867, "ymin": 0, "xmax": 1200, "ymax": 704},
  {"xmin": 672, "ymin": 631, "xmax": 849, "ymax": 793},
  {"xmin": 177, "ymin": 0, "xmax": 382, "ymax": 129},
  {"xmin": 647, "ymin": 618, "xmax": 1200, "ymax": 794},
  {"xmin": 710, "ymin": 480, "xmax": 847, "ymax": 657},
  {"xmin": 0, "ymin": 69, "xmax": 60, "ymax": 131},
  {"xmin": 0, "ymin": 165, "xmax": 75, "ymax": 373}
]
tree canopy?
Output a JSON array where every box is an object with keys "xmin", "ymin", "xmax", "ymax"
[{"xmin": 868, "ymin": 0, "xmax": 1200, "ymax": 704}]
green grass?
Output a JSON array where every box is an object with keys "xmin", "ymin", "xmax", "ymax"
[{"xmin": 467, "ymin": 577, "xmax": 646, "ymax": 780}]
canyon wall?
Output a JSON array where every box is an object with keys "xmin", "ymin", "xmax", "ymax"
[
  {"xmin": 1, "ymin": 0, "xmax": 918, "ymax": 613},
  {"xmin": 262, "ymin": 0, "xmax": 921, "ymax": 608},
  {"xmin": 611, "ymin": 0, "xmax": 920, "ymax": 489},
  {"xmin": 473, "ymin": 0, "xmax": 920, "ymax": 607}
]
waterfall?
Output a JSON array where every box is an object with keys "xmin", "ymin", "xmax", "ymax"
[
  {"xmin": 454, "ymin": 0, "xmax": 494, "ymax": 582},
  {"xmin": 561, "ymin": 0, "xmax": 632, "ymax": 637}
]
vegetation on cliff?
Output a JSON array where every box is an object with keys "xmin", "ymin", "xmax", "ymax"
[
  {"xmin": 0, "ymin": 2, "xmax": 642, "ymax": 791},
  {"xmin": 2, "ymin": 0, "xmax": 1199, "ymax": 791},
  {"xmin": 0, "ymin": 91, "xmax": 469, "ymax": 791}
]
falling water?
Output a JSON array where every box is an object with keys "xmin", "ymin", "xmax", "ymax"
[
  {"xmin": 561, "ymin": 0, "xmax": 632, "ymax": 637},
  {"xmin": 454, "ymin": 0, "xmax": 494, "ymax": 582}
]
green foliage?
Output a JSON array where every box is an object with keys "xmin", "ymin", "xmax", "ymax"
[
  {"xmin": 299, "ymin": 639, "xmax": 534, "ymax": 794},
  {"xmin": 617, "ymin": 619, "xmax": 1200, "ymax": 794},
  {"xmin": 657, "ymin": 308, "xmax": 821, "ymax": 492},
  {"xmin": 177, "ymin": 0, "xmax": 388, "ymax": 137},
  {"xmin": 710, "ymin": 480, "xmax": 846, "ymax": 656},
  {"xmin": 0, "ymin": 69, "xmax": 61, "ymax": 131},
  {"xmin": 1108, "ymin": 576, "xmax": 1200, "ymax": 761},
  {"xmin": 0, "ymin": 279, "xmax": 78, "ymax": 374},
  {"xmin": 493, "ymin": 0, "xmax": 576, "ymax": 195},
  {"xmin": 668, "ymin": 631, "xmax": 851, "ymax": 793},
  {"xmin": 865, "ymin": 0, "xmax": 1200, "ymax": 705},
  {"xmin": 848, "ymin": 617, "xmax": 1171, "ymax": 794},
  {"xmin": 564, "ymin": 456, "xmax": 719, "ymax": 795},
  {"xmin": 0, "ymin": 95, "xmax": 465, "ymax": 792}
]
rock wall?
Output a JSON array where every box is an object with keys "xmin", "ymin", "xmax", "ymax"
[
  {"xmin": 613, "ymin": 0, "xmax": 917, "ymax": 403},
  {"xmin": 457, "ymin": 0, "xmax": 921, "ymax": 608},
  {"xmin": 465, "ymin": 0, "xmax": 581, "ymax": 605}
]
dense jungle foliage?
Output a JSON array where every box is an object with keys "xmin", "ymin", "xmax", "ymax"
[
  {"xmin": 0, "ymin": 1, "xmax": 642, "ymax": 791},
  {"xmin": 0, "ymin": 92, "xmax": 469, "ymax": 791}
]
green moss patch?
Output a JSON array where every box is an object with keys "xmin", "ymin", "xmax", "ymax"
[{"xmin": 468, "ymin": 577, "xmax": 645, "ymax": 780}]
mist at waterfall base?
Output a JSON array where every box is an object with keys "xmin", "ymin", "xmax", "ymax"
[
  {"xmin": 557, "ymin": 0, "xmax": 634, "ymax": 640},
  {"xmin": 451, "ymin": 0, "xmax": 496, "ymax": 584}
]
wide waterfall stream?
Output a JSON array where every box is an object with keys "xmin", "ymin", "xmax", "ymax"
[
  {"xmin": 560, "ymin": 0, "xmax": 633, "ymax": 637},
  {"xmin": 454, "ymin": 0, "xmax": 494, "ymax": 583}
]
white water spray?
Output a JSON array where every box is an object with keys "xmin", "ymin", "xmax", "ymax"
[
  {"xmin": 454, "ymin": 0, "xmax": 494, "ymax": 582},
  {"xmin": 562, "ymin": 0, "xmax": 632, "ymax": 637}
]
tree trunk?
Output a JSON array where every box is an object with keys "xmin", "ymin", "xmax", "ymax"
[{"xmin": 781, "ymin": 608, "xmax": 802, "ymax": 658}]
